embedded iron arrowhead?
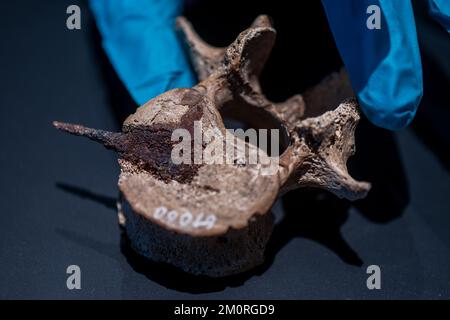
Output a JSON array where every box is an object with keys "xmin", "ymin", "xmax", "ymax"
[{"xmin": 54, "ymin": 15, "xmax": 370, "ymax": 277}]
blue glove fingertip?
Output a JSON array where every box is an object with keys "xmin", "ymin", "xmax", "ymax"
[
  {"xmin": 89, "ymin": 0, "xmax": 196, "ymax": 105},
  {"xmin": 322, "ymin": 0, "xmax": 424, "ymax": 131},
  {"xmin": 428, "ymin": 0, "xmax": 450, "ymax": 33},
  {"xmin": 359, "ymin": 90, "xmax": 422, "ymax": 131}
]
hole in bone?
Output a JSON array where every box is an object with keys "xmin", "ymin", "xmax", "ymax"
[{"xmin": 219, "ymin": 98, "xmax": 289, "ymax": 157}]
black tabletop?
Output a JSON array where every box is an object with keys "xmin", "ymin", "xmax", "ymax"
[{"xmin": 1, "ymin": 0, "xmax": 449, "ymax": 299}]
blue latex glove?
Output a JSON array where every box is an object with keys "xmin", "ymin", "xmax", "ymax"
[
  {"xmin": 89, "ymin": 0, "xmax": 196, "ymax": 105},
  {"xmin": 91, "ymin": 0, "xmax": 427, "ymax": 130},
  {"xmin": 428, "ymin": 0, "xmax": 450, "ymax": 33},
  {"xmin": 322, "ymin": 0, "xmax": 423, "ymax": 130}
]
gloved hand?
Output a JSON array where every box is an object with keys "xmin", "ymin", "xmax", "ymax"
[
  {"xmin": 89, "ymin": 0, "xmax": 196, "ymax": 105},
  {"xmin": 428, "ymin": 0, "xmax": 450, "ymax": 33},
  {"xmin": 321, "ymin": 0, "xmax": 423, "ymax": 130},
  {"xmin": 91, "ymin": 0, "xmax": 426, "ymax": 131}
]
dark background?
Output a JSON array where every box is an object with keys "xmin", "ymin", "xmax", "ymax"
[{"xmin": 0, "ymin": 0, "xmax": 449, "ymax": 299}]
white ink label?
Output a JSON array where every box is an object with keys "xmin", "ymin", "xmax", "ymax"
[{"xmin": 153, "ymin": 206, "xmax": 216, "ymax": 230}]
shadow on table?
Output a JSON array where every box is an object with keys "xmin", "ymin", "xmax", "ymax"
[
  {"xmin": 117, "ymin": 191, "xmax": 356, "ymax": 294},
  {"xmin": 349, "ymin": 117, "xmax": 410, "ymax": 223}
]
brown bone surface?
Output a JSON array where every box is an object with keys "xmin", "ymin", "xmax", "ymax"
[{"xmin": 53, "ymin": 15, "xmax": 371, "ymax": 277}]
